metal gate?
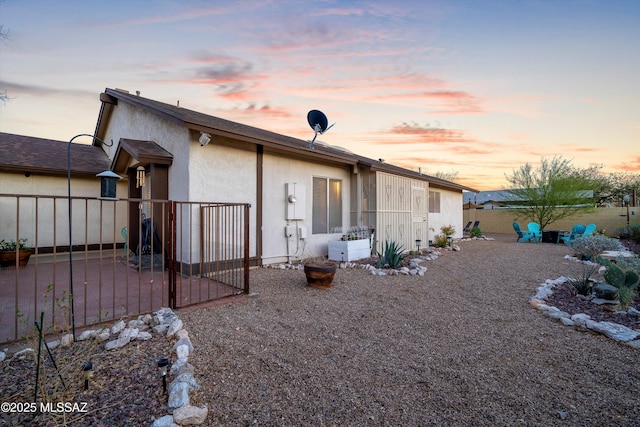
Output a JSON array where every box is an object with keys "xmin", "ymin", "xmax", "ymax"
[{"xmin": 0, "ymin": 194, "xmax": 250, "ymax": 344}]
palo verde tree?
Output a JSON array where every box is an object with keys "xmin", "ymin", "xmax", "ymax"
[{"xmin": 504, "ymin": 156, "xmax": 596, "ymax": 230}]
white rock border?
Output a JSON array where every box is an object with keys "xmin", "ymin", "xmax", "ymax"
[
  {"xmin": 530, "ymin": 276, "xmax": 640, "ymax": 348},
  {"xmin": 151, "ymin": 307, "xmax": 208, "ymax": 427}
]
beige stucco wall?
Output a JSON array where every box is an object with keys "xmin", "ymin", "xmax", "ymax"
[
  {"xmin": 262, "ymin": 153, "xmax": 352, "ymax": 263},
  {"xmin": 0, "ymin": 171, "xmax": 128, "ymax": 248},
  {"xmin": 428, "ymin": 187, "xmax": 464, "ymax": 242},
  {"xmin": 463, "ymin": 207, "xmax": 639, "ymax": 236}
]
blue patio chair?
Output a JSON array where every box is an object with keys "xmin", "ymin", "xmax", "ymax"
[
  {"xmin": 583, "ymin": 223, "xmax": 597, "ymax": 237},
  {"xmin": 463, "ymin": 221, "xmax": 473, "ymax": 234},
  {"xmin": 558, "ymin": 224, "xmax": 585, "ymax": 246},
  {"xmin": 521, "ymin": 222, "xmax": 541, "ymax": 243},
  {"xmin": 121, "ymin": 226, "xmax": 128, "ymax": 258},
  {"xmin": 512, "ymin": 221, "xmax": 526, "ymax": 242}
]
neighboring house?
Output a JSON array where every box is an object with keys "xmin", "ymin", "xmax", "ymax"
[
  {"xmin": 2, "ymin": 88, "xmax": 476, "ymax": 265},
  {"xmin": 0, "ymin": 132, "xmax": 128, "ymax": 248},
  {"xmin": 463, "ymin": 189, "xmax": 594, "ymax": 210}
]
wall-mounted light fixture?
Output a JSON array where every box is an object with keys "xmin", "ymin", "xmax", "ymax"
[{"xmin": 199, "ymin": 132, "xmax": 212, "ymax": 146}]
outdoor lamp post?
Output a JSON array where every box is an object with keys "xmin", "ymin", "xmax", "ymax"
[
  {"xmin": 68, "ymin": 134, "xmax": 113, "ymax": 341},
  {"xmin": 447, "ymin": 236, "xmax": 453, "ymax": 247},
  {"xmin": 624, "ymin": 195, "xmax": 630, "ymax": 226},
  {"xmin": 83, "ymin": 362, "xmax": 93, "ymax": 390},
  {"xmin": 158, "ymin": 358, "xmax": 169, "ymax": 392},
  {"xmin": 415, "ymin": 239, "xmax": 422, "ymax": 252}
]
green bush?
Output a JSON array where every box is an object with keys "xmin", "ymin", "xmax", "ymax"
[
  {"xmin": 570, "ymin": 235, "xmax": 624, "ymax": 257},
  {"xmin": 615, "ymin": 223, "xmax": 640, "ymax": 242},
  {"xmin": 470, "ymin": 226, "xmax": 482, "ymax": 238},
  {"xmin": 432, "ymin": 234, "xmax": 449, "ymax": 248},
  {"xmin": 601, "ymin": 262, "xmax": 639, "ymax": 310},
  {"xmin": 567, "ymin": 264, "xmax": 599, "ymax": 296},
  {"xmin": 377, "ymin": 240, "xmax": 406, "ymax": 269}
]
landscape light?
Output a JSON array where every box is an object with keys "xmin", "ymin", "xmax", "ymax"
[{"xmin": 157, "ymin": 358, "xmax": 169, "ymax": 392}]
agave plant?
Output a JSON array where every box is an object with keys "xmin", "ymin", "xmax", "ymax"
[{"xmin": 377, "ymin": 240, "xmax": 406, "ymax": 269}]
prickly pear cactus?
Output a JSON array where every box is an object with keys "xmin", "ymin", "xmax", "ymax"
[
  {"xmin": 603, "ymin": 263, "xmax": 625, "ymax": 288},
  {"xmin": 625, "ymin": 269, "xmax": 639, "ymax": 290}
]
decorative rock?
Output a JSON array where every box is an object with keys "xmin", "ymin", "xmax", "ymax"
[
  {"xmin": 586, "ymin": 321, "xmax": 640, "ymax": 342},
  {"xmin": 560, "ymin": 317, "xmax": 575, "ymax": 326},
  {"xmin": 592, "ymin": 298, "xmax": 620, "ymax": 306},
  {"xmin": 151, "ymin": 414, "xmax": 178, "ymax": 427},
  {"xmin": 172, "ymin": 405, "xmax": 208, "ymax": 425},
  {"xmin": 168, "ymin": 381, "xmax": 192, "ymax": 410},
  {"xmin": 627, "ymin": 340, "xmax": 640, "ymax": 349},
  {"xmin": 153, "ymin": 307, "xmax": 178, "ymax": 327},
  {"xmin": 60, "ymin": 333, "xmax": 74, "ymax": 347},
  {"xmin": 170, "ymin": 372, "xmax": 199, "ymax": 391},
  {"xmin": 14, "ymin": 348, "xmax": 33, "ymax": 357},
  {"xmin": 173, "ymin": 337, "xmax": 194, "ymax": 354},
  {"xmin": 544, "ymin": 308, "xmax": 570, "ymax": 320},
  {"xmin": 176, "ymin": 344, "xmax": 189, "ymax": 359},
  {"xmin": 0, "ymin": 351, "xmax": 5, "ymax": 362},
  {"xmin": 141, "ymin": 313, "xmax": 154, "ymax": 324},
  {"xmin": 593, "ymin": 283, "xmax": 619, "ymax": 300},
  {"xmin": 135, "ymin": 331, "xmax": 153, "ymax": 341},
  {"xmin": 627, "ymin": 307, "xmax": 640, "ymax": 317},
  {"xmin": 104, "ymin": 335, "xmax": 131, "ymax": 350},
  {"xmin": 128, "ymin": 319, "xmax": 149, "ymax": 330},
  {"xmin": 170, "ymin": 357, "xmax": 190, "ymax": 375},
  {"xmin": 167, "ymin": 319, "xmax": 183, "ymax": 337},
  {"xmin": 570, "ymin": 313, "xmax": 591, "ymax": 328},
  {"xmin": 175, "ymin": 329, "xmax": 189, "ymax": 340},
  {"xmin": 47, "ymin": 340, "xmax": 60, "ymax": 350},
  {"xmin": 111, "ymin": 319, "xmax": 126, "ymax": 334},
  {"xmin": 119, "ymin": 328, "xmax": 139, "ymax": 340},
  {"xmin": 78, "ymin": 330, "xmax": 98, "ymax": 341},
  {"xmin": 153, "ymin": 324, "xmax": 170, "ymax": 334},
  {"xmin": 97, "ymin": 330, "xmax": 111, "ymax": 342}
]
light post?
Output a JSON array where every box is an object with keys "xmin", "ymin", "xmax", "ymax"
[
  {"xmin": 67, "ymin": 134, "xmax": 113, "ymax": 340},
  {"xmin": 623, "ymin": 195, "xmax": 630, "ymax": 226}
]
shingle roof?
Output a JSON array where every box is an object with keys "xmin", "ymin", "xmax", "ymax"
[
  {"xmin": 98, "ymin": 88, "xmax": 477, "ymax": 193},
  {"xmin": 0, "ymin": 132, "xmax": 111, "ymax": 177}
]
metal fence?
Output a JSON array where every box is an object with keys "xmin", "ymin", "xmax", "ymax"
[{"xmin": 0, "ymin": 194, "xmax": 250, "ymax": 344}]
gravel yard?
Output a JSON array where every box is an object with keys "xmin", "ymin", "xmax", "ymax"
[
  {"xmin": 180, "ymin": 234, "xmax": 640, "ymax": 426},
  {"xmin": 2, "ymin": 234, "xmax": 638, "ymax": 426}
]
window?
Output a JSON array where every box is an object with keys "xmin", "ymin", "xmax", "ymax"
[
  {"xmin": 429, "ymin": 190, "xmax": 440, "ymax": 213},
  {"xmin": 313, "ymin": 177, "xmax": 342, "ymax": 234}
]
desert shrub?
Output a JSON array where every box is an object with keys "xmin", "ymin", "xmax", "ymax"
[
  {"xmin": 377, "ymin": 240, "xmax": 405, "ymax": 269},
  {"xmin": 470, "ymin": 226, "xmax": 482, "ymax": 238},
  {"xmin": 570, "ymin": 234, "xmax": 624, "ymax": 257},
  {"xmin": 567, "ymin": 263, "xmax": 599, "ymax": 296},
  {"xmin": 615, "ymin": 223, "xmax": 640, "ymax": 243},
  {"xmin": 440, "ymin": 225, "xmax": 455, "ymax": 237},
  {"xmin": 432, "ymin": 234, "xmax": 449, "ymax": 248}
]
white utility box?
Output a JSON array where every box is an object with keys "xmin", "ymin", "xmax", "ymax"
[{"xmin": 328, "ymin": 239, "xmax": 371, "ymax": 262}]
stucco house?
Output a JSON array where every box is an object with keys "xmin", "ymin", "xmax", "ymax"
[{"xmin": 1, "ymin": 88, "xmax": 476, "ymax": 266}]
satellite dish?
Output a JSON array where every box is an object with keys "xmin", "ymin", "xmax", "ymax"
[{"xmin": 307, "ymin": 110, "xmax": 335, "ymax": 148}]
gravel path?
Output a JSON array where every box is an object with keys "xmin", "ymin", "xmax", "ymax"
[{"xmin": 180, "ymin": 234, "xmax": 640, "ymax": 426}]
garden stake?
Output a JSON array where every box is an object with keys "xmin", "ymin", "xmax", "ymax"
[
  {"xmin": 34, "ymin": 312, "xmax": 44, "ymax": 402},
  {"xmin": 34, "ymin": 312, "xmax": 66, "ymax": 391}
]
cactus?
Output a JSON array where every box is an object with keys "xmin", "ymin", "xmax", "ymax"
[
  {"xmin": 377, "ymin": 240, "xmax": 406, "ymax": 269},
  {"xmin": 603, "ymin": 263, "xmax": 638, "ymax": 290}
]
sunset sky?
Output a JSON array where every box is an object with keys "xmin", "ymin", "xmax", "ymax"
[{"xmin": 1, "ymin": 0, "xmax": 638, "ymax": 190}]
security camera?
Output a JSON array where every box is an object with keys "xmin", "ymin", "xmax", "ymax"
[{"xmin": 199, "ymin": 132, "xmax": 211, "ymax": 146}]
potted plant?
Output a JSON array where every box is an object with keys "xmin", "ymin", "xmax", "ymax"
[
  {"xmin": 303, "ymin": 257, "xmax": 337, "ymax": 289},
  {"xmin": 0, "ymin": 238, "xmax": 34, "ymax": 268}
]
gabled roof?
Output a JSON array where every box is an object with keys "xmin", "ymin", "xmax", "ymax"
[
  {"xmin": 0, "ymin": 132, "xmax": 111, "ymax": 177},
  {"xmin": 96, "ymin": 88, "xmax": 477, "ymax": 193},
  {"xmin": 111, "ymin": 139, "xmax": 173, "ymax": 174}
]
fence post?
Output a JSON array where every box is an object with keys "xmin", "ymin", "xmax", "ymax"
[
  {"xmin": 168, "ymin": 201, "xmax": 177, "ymax": 308},
  {"xmin": 244, "ymin": 203, "xmax": 250, "ymax": 294}
]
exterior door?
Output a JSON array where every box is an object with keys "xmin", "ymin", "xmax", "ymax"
[{"xmin": 412, "ymin": 186, "xmax": 427, "ymax": 250}]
